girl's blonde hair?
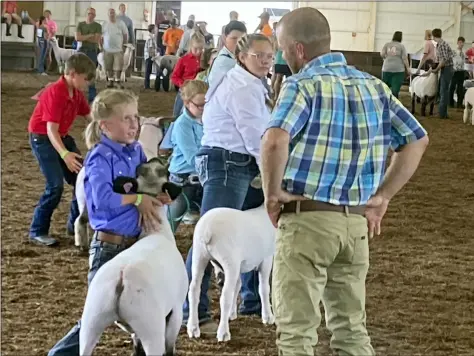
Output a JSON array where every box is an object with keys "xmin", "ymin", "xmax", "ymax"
[
  {"xmin": 187, "ymin": 32, "xmax": 205, "ymax": 51},
  {"xmin": 424, "ymin": 29, "xmax": 432, "ymax": 40},
  {"xmin": 84, "ymin": 89, "xmax": 138, "ymax": 149},
  {"xmin": 181, "ymin": 80, "xmax": 208, "ymax": 101}
]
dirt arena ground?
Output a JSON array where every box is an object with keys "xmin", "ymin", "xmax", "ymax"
[{"xmin": 1, "ymin": 71, "xmax": 474, "ymax": 356}]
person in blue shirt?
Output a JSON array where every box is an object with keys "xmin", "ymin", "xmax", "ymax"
[
  {"xmin": 168, "ymin": 79, "xmax": 208, "ymax": 227},
  {"xmin": 48, "ymin": 89, "xmax": 171, "ymax": 356}
]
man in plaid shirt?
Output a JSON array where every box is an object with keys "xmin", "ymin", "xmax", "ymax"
[
  {"xmin": 260, "ymin": 8, "xmax": 430, "ymax": 356},
  {"xmin": 431, "ymin": 28, "xmax": 455, "ymax": 118}
]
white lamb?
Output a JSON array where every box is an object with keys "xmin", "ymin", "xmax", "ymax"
[
  {"xmin": 153, "ymin": 54, "xmax": 179, "ymax": 92},
  {"xmin": 49, "ymin": 37, "xmax": 77, "ymax": 74},
  {"xmin": 74, "ymin": 117, "xmax": 165, "ymax": 250},
  {"xmin": 187, "ymin": 204, "xmax": 276, "ymax": 342},
  {"xmin": 79, "ymin": 158, "xmax": 188, "ymax": 356},
  {"xmin": 96, "ymin": 44, "xmax": 135, "ymax": 86},
  {"xmin": 463, "ymin": 87, "xmax": 474, "ymax": 125},
  {"xmin": 409, "ymin": 69, "xmax": 440, "ymax": 117}
]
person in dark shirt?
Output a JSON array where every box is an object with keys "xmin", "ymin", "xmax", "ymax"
[{"xmin": 155, "ymin": 10, "xmax": 174, "ymax": 55}]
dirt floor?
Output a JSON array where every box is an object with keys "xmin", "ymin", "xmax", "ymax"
[{"xmin": 1, "ymin": 71, "xmax": 474, "ymax": 356}]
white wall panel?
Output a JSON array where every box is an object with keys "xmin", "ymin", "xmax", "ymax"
[{"xmin": 297, "ymin": 1, "xmax": 471, "ymax": 53}]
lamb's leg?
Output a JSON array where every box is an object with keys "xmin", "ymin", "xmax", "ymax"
[
  {"xmin": 164, "ymin": 306, "xmax": 183, "ymax": 356},
  {"xmin": 230, "ymin": 277, "xmax": 241, "ymax": 321},
  {"xmin": 217, "ymin": 267, "xmax": 239, "ymax": 342},
  {"xmin": 421, "ymin": 96, "xmax": 427, "ymax": 116},
  {"xmin": 463, "ymin": 104, "xmax": 469, "ymax": 123},
  {"xmin": 429, "ymin": 97, "xmax": 435, "ymax": 116},
  {"xmin": 133, "ymin": 316, "xmax": 166, "ymax": 356},
  {"xmin": 411, "ymin": 94, "xmax": 416, "ymax": 114},
  {"xmin": 258, "ymin": 256, "xmax": 275, "ymax": 325},
  {"xmin": 187, "ymin": 247, "xmax": 210, "ymax": 339},
  {"xmin": 471, "ymin": 107, "xmax": 474, "ymax": 126},
  {"xmin": 74, "ymin": 208, "xmax": 89, "ymax": 250}
]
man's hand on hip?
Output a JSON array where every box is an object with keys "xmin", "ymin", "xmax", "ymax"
[
  {"xmin": 365, "ymin": 194, "xmax": 390, "ymax": 238},
  {"xmin": 265, "ymin": 190, "xmax": 306, "ymax": 228}
]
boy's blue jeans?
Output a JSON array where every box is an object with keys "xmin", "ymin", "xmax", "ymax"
[
  {"xmin": 78, "ymin": 48, "xmax": 98, "ymax": 103},
  {"xmin": 182, "ymin": 146, "xmax": 264, "ymax": 323},
  {"xmin": 29, "ymin": 134, "xmax": 80, "ymax": 238},
  {"xmin": 48, "ymin": 234, "xmax": 129, "ymax": 356}
]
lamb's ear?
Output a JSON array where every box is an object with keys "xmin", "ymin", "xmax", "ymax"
[
  {"xmin": 162, "ymin": 182, "xmax": 182, "ymax": 201},
  {"xmin": 148, "ymin": 156, "xmax": 169, "ymax": 169},
  {"xmin": 113, "ymin": 176, "xmax": 138, "ymax": 194}
]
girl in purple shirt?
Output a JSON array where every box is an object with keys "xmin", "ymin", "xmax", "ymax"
[{"xmin": 48, "ymin": 89, "xmax": 170, "ymax": 356}]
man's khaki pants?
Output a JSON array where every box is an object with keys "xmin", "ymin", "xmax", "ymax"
[
  {"xmin": 104, "ymin": 51, "xmax": 124, "ymax": 81},
  {"xmin": 272, "ymin": 209, "xmax": 375, "ymax": 356}
]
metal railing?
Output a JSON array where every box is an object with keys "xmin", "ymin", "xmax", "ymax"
[{"xmin": 62, "ymin": 25, "xmax": 76, "ymax": 49}]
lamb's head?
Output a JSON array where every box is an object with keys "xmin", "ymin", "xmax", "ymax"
[
  {"xmin": 113, "ymin": 157, "xmax": 182, "ymax": 201},
  {"xmin": 50, "ymin": 37, "xmax": 58, "ymax": 45}
]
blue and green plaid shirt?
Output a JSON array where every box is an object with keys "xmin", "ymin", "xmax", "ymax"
[{"xmin": 267, "ymin": 52, "xmax": 427, "ymax": 206}]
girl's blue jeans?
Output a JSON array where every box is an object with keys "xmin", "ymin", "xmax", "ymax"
[
  {"xmin": 48, "ymin": 235, "xmax": 130, "ymax": 356},
  {"xmin": 182, "ymin": 146, "xmax": 264, "ymax": 324},
  {"xmin": 37, "ymin": 39, "xmax": 47, "ymax": 73}
]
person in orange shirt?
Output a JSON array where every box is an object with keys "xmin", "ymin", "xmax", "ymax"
[
  {"xmin": 255, "ymin": 11, "xmax": 272, "ymax": 37},
  {"xmin": 163, "ymin": 18, "xmax": 184, "ymax": 55}
]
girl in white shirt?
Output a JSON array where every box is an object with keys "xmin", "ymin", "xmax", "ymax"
[{"xmin": 182, "ymin": 33, "xmax": 275, "ymax": 330}]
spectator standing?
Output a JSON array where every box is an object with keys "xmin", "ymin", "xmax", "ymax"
[
  {"xmin": 144, "ymin": 24, "xmax": 157, "ymax": 89},
  {"xmin": 156, "ymin": 10, "xmax": 174, "ymax": 55},
  {"xmin": 36, "ymin": 16, "xmax": 49, "ymax": 75},
  {"xmin": 217, "ymin": 11, "xmax": 238, "ymax": 50},
  {"xmin": 43, "ymin": 10, "xmax": 57, "ymax": 71},
  {"xmin": 449, "ymin": 36, "xmax": 467, "ymax": 108},
  {"xmin": 117, "ymin": 3, "xmax": 135, "ymax": 44},
  {"xmin": 431, "ymin": 28, "xmax": 455, "ymax": 119},
  {"xmin": 101, "ymin": 8, "xmax": 128, "ymax": 88},
  {"xmin": 177, "ymin": 20, "xmax": 195, "ymax": 57},
  {"xmin": 255, "ymin": 11, "xmax": 273, "ymax": 37},
  {"xmin": 466, "ymin": 41, "xmax": 474, "ymax": 79},
  {"xmin": 163, "ymin": 18, "xmax": 184, "ymax": 55},
  {"xmin": 380, "ymin": 31, "xmax": 410, "ymax": 99},
  {"xmin": 75, "ymin": 7, "xmax": 102, "ymax": 103}
]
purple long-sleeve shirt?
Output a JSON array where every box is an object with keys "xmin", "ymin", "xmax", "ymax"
[{"xmin": 84, "ymin": 134, "xmax": 147, "ymax": 238}]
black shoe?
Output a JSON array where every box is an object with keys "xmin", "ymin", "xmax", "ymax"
[{"xmin": 29, "ymin": 235, "xmax": 59, "ymax": 246}]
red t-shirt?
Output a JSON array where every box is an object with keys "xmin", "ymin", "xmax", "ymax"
[
  {"xmin": 28, "ymin": 76, "xmax": 90, "ymax": 136},
  {"xmin": 466, "ymin": 48, "xmax": 474, "ymax": 63},
  {"xmin": 171, "ymin": 53, "xmax": 201, "ymax": 87},
  {"xmin": 4, "ymin": 1, "xmax": 17, "ymax": 14}
]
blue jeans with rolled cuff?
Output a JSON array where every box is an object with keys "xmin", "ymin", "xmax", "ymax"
[
  {"xmin": 182, "ymin": 146, "xmax": 264, "ymax": 324},
  {"xmin": 29, "ymin": 134, "xmax": 80, "ymax": 238},
  {"xmin": 47, "ymin": 233, "xmax": 131, "ymax": 356}
]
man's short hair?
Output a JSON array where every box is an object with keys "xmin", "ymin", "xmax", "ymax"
[
  {"xmin": 458, "ymin": 36, "xmax": 465, "ymax": 42},
  {"xmin": 224, "ymin": 20, "xmax": 247, "ymax": 36},
  {"xmin": 186, "ymin": 20, "xmax": 194, "ymax": 29},
  {"xmin": 65, "ymin": 53, "xmax": 96, "ymax": 81},
  {"xmin": 44, "ymin": 10, "xmax": 51, "ymax": 15},
  {"xmin": 432, "ymin": 28, "xmax": 442, "ymax": 38}
]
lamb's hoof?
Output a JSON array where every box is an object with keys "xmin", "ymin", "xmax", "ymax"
[
  {"xmin": 262, "ymin": 313, "xmax": 275, "ymax": 325},
  {"xmin": 217, "ymin": 327, "xmax": 231, "ymax": 342},
  {"xmin": 187, "ymin": 323, "xmax": 200, "ymax": 339}
]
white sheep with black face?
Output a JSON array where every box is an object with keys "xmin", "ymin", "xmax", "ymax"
[{"xmin": 78, "ymin": 158, "xmax": 188, "ymax": 356}]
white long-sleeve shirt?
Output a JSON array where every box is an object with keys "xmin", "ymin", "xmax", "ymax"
[{"xmin": 201, "ymin": 64, "xmax": 271, "ymax": 165}]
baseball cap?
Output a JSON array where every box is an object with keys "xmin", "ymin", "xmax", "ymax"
[{"xmin": 258, "ymin": 12, "xmax": 270, "ymax": 19}]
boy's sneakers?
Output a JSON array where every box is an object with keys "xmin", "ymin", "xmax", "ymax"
[{"xmin": 29, "ymin": 235, "xmax": 58, "ymax": 246}]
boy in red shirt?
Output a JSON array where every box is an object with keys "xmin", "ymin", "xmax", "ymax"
[
  {"xmin": 28, "ymin": 53, "xmax": 96, "ymax": 246},
  {"xmin": 171, "ymin": 33, "xmax": 204, "ymax": 117}
]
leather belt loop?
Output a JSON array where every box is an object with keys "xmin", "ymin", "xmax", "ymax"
[
  {"xmin": 296, "ymin": 201, "xmax": 301, "ymax": 215},
  {"xmin": 344, "ymin": 206, "xmax": 349, "ymax": 216}
]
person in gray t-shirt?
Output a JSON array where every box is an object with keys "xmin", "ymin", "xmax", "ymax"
[{"xmin": 380, "ymin": 31, "xmax": 410, "ymax": 98}]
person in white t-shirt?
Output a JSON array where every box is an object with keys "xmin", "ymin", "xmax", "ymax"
[{"xmin": 101, "ymin": 8, "xmax": 128, "ymax": 87}]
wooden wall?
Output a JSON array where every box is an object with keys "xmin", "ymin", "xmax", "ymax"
[{"xmin": 16, "ymin": 1, "xmax": 44, "ymax": 22}]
